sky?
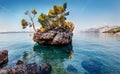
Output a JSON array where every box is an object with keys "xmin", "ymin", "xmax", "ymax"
[{"xmin": 0, "ymin": 0, "xmax": 120, "ymax": 32}]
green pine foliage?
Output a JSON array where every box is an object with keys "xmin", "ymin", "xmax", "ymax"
[{"xmin": 21, "ymin": 3, "xmax": 74, "ymax": 32}]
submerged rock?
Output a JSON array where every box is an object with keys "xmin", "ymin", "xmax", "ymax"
[
  {"xmin": 16, "ymin": 60, "xmax": 24, "ymax": 65},
  {"xmin": 26, "ymin": 63, "xmax": 37, "ymax": 74},
  {"xmin": 0, "ymin": 65, "xmax": 27, "ymax": 74},
  {"xmin": 81, "ymin": 59, "xmax": 103, "ymax": 74},
  {"xmin": 33, "ymin": 28, "xmax": 73, "ymax": 45},
  {"xmin": 66, "ymin": 64, "xmax": 78, "ymax": 74},
  {"xmin": 0, "ymin": 50, "xmax": 8, "ymax": 66},
  {"xmin": 39, "ymin": 63, "xmax": 52, "ymax": 74}
]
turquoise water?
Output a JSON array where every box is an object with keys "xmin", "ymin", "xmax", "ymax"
[{"xmin": 0, "ymin": 33, "xmax": 120, "ymax": 74}]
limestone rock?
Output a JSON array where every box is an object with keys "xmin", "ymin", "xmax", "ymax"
[
  {"xmin": 0, "ymin": 50, "xmax": 8, "ymax": 65},
  {"xmin": 0, "ymin": 65, "xmax": 27, "ymax": 74},
  {"xmin": 26, "ymin": 63, "xmax": 37, "ymax": 74},
  {"xmin": 0, "ymin": 60, "xmax": 37, "ymax": 74},
  {"xmin": 52, "ymin": 32, "xmax": 72, "ymax": 45},
  {"xmin": 33, "ymin": 28, "xmax": 73, "ymax": 45}
]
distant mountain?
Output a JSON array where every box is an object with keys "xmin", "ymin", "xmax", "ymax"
[
  {"xmin": 80, "ymin": 27, "xmax": 100, "ymax": 33},
  {"xmin": 81, "ymin": 26, "xmax": 120, "ymax": 33},
  {"xmin": 99, "ymin": 26, "xmax": 120, "ymax": 33},
  {"xmin": 102, "ymin": 27, "xmax": 120, "ymax": 33}
]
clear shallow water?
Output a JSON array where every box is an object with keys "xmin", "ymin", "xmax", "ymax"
[{"xmin": 0, "ymin": 33, "xmax": 120, "ymax": 74}]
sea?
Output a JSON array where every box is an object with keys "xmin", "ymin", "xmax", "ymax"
[{"xmin": 0, "ymin": 32, "xmax": 120, "ymax": 74}]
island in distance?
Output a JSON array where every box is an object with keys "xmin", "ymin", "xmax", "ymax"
[{"xmin": 80, "ymin": 26, "xmax": 120, "ymax": 36}]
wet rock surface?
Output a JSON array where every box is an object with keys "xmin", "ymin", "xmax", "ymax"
[
  {"xmin": 0, "ymin": 60, "xmax": 53, "ymax": 74},
  {"xmin": 33, "ymin": 28, "xmax": 73, "ymax": 45},
  {"xmin": 26, "ymin": 63, "xmax": 37, "ymax": 74},
  {"xmin": 0, "ymin": 50, "xmax": 8, "ymax": 65},
  {"xmin": 0, "ymin": 60, "xmax": 37, "ymax": 74},
  {"xmin": 0, "ymin": 65, "xmax": 27, "ymax": 74}
]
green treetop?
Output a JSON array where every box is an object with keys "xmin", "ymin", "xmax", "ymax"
[{"xmin": 21, "ymin": 2, "xmax": 74, "ymax": 32}]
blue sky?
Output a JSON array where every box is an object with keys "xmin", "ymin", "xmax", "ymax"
[{"xmin": 0, "ymin": 0, "xmax": 120, "ymax": 32}]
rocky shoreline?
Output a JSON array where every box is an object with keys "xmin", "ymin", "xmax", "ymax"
[
  {"xmin": 0, "ymin": 50, "xmax": 52, "ymax": 74},
  {"xmin": 0, "ymin": 50, "xmax": 38, "ymax": 74},
  {"xmin": 0, "ymin": 60, "xmax": 38, "ymax": 74},
  {"xmin": 0, "ymin": 50, "xmax": 8, "ymax": 66},
  {"xmin": 33, "ymin": 28, "xmax": 73, "ymax": 45},
  {"xmin": 0, "ymin": 60, "xmax": 53, "ymax": 74}
]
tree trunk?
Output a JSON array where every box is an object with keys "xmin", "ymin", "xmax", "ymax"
[{"xmin": 31, "ymin": 19, "xmax": 36, "ymax": 32}]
